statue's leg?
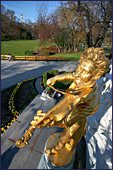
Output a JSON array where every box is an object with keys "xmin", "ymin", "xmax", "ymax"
[
  {"xmin": 83, "ymin": 126, "xmax": 87, "ymax": 136},
  {"xmin": 71, "ymin": 118, "xmax": 87, "ymax": 148},
  {"xmin": 46, "ymin": 118, "xmax": 87, "ymax": 155}
]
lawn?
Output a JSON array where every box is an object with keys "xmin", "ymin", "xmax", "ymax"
[
  {"xmin": 1, "ymin": 40, "xmax": 56, "ymax": 56},
  {"xmin": 1, "ymin": 40, "xmax": 82, "ymax": 61},
  {"xmin": 1, "ymin": 40, "xmax": 54, "ymax": 56},
  {"xmin": 1, "ymin": 40, "xmax": 40, "ymax": 56},
  {"xmin": 51, "ymin": 53, "xmax": 82, "ymax": 61}
]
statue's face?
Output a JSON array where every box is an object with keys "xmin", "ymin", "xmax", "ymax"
[{"xmin": 75, "ymin": 60, "xmax": 96, "ymax": 82}]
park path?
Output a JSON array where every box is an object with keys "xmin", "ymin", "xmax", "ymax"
[
  {"xmin": 1, "ymin": 60, "xmax": 79, "ymax": 90},
  {"xmin": 1, "ymin": 94, "xmax": 59, "ymax": 169}
]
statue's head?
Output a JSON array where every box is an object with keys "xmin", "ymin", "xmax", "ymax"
[{"xmin": 75, "ymin": 47, "xmax": 110, "ymax": 82}]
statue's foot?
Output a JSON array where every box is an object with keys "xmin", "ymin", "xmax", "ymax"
[
  {"xmin": 45, "ymin": 140, "xmax": 64, "ymax": 155},
  {"xmin": 45, "ymin": 148, "xmax": 58, "ymax": 155},
  {"xmin": 45, "ymin": 138, "xmax": 75, "ymax": 155},
  {"xmin": 65, "ymin": 138, "xmax": 75, "ymax": 151}
]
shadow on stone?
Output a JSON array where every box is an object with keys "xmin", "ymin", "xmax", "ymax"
[
  {"xmin": 73, "ymin": 136, "xmax": 86, "ymax": 169},
  {"xmin": 1, "ymin": 146, "xmax": 20, "ymax": 169}
]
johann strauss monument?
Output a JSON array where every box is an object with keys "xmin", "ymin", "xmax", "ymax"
[{"xmin": 16, "ymin": 47, "xmax": 110, "ymax": 168}]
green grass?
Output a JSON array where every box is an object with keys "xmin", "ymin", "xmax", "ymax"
[
  {"xmin": 50, "ymin": 53, "xmax": 82, "ymax": 61},
  {"xmin": 1, "ymin": 40, "xmax": 39, "ymax": 56},
  {"xmin": 1, "ymin": 40, "xmax": 56, "ymax": 56},
  {"xmin": 1, "ymin": 40, "xmax": 81, "ymax": 61}
]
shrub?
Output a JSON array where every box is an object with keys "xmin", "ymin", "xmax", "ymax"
[
  {"xmin": 47, "ymin": 46, "xmax": 58, "ymax": 53},
  {"xmin": 54, "ymin": 81, "xmax": 72, "ymax": 91},
  {"xmin": 105, "ymin": 52, "xmax": 112, "ymax": 60},
  {"xmin": 38, "ymin": 40, "xmax": 44, "ymax": 47},
  {"xmin": 43, "ymin": 70, "xmax": 59, "ymax": 88},
  {"xmin": 32, "ymin": 47, "xmax": 42, "ymax": 55},
  {"xmin": 24, "ymin": 50, "xmax": 33, "ymax": 56},
  {"xmin": 1, "ymin": 32, "xmax": 5, "ymax": 41},
  {"xmin": 26, "ymin": 32, "xmax": 32, "ymax": 40},
  {"xmin": 32, "ymin": 48, "xmax": 39, "ymax": 54},
  {"xmin": 1, "ymin": 78, "xmax": 37, "ymax": 135},
  {"xmin": 41, "ymin": 50, "xmax": 55, "ymax": 56},
  {"xmin": 43, "ymin": 70, "xmax": 73, "ymax": 95}
]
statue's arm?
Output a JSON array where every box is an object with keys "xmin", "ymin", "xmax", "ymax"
[{"xmin": 46, "ymin": 73, "xmax": 75, "ymax": 85}]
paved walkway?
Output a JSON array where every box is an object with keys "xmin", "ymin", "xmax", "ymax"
[
  {"xmin": 1, "ymin": 60, "xmax": 79, "ymax": 90},
  {"xmin": 1, "ymin": 94, "xmax": 59, "ymax": 169},
  {"xmin": 35, "ymin": 76, "xmax": 44, "ymax": 94},
  {"xmin": 1, "ymin": 60, "xmax": 79, "ymax": 169}
]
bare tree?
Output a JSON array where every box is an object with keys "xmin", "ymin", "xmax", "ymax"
[
  {"xmin": 67, "ymin": 1, "xmax": 112, "ymax": 47},
  {"xmin": 35, "ymin": 1, "xmax": 112, "ymax": 52},
  {"xmin": 1, "ymin": 5, "xmax": 34, "ymax": 40},
  {"xmin": 36, "ymin": 3, "xmax": 61, "ymax": 52},
  {"xmin": 93, "ymin": 1, "xmax": 112, "ymax": 47}
]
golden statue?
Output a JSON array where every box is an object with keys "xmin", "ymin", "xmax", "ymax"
[{"xmin": 16, "ymin": 47, "xmax": 110, "ymax": 167}]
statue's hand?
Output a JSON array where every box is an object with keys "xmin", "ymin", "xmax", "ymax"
[
  {"xmin": 30, "ymin": 116, "xmax": 52, "ymax": 128},
  {"xmin": 46, "ymin": 78, "xmax": 56, "ymax": 86},
  {"xmin": 37, "ymin": 118, "xmax": 51, "ymax": 128}
]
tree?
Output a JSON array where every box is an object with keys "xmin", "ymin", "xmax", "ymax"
[
  {"xmin": 93, "ymin": 1, "xmax": 112, "ymax": 47},
  {"xmin": 1, "ymin": 5, "xmax": 5, "ymax": 14},
  {"xmin": 36, "ymin": 3, "xmax": 61, "ymax": 52},
  {"xmin": 1, "ymin": 5, "xmax": 34, "ymax": 40},
  {"xmin": 67, "ymin": 1, "xmax": 112, "ymax": 47},
  {"xmin": 52, "ymin": 1, "xmax": 112, "ymax": 49},
  {"xmin": 22, "ymin": 1, "xmax": 112, "ymax": 52}
]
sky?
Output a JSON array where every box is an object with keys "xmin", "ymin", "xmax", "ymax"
[{"xmin": 1, "ymin": 1, "xmax": 62, "ymax": 23}]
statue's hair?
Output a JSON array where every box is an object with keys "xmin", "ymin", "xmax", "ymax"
[{"xmin": 80, "ymin": 47, "xmax": 110, "ymax": 79}]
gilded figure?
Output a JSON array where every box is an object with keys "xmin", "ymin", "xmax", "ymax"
[{"xmin": 16, "ymin": 47, "xmax": 110, "ymax": 165}]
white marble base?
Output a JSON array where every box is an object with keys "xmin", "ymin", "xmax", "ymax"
[{"xmin": 86, "ymin": 63, "xmax": 112, "ymax": 169}]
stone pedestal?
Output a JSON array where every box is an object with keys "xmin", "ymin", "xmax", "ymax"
[
  {"xmin": 37, "ymin": 133, "xmax": 86, "ymax": 169},
  {"xmin": 37, "ymin": 132, "xmax": 75, "ymax": 169},
  {"xmin": 37, "ymin": 152, "xmax": 76, "ymax": 169}
]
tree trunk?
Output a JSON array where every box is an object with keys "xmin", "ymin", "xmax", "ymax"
[
  {"xmin": 94, "ymin": 1, "xmax": 112, "ymax": 47},
  {"xmin": 74, "ymin": 37, "xmax": 76, "ymax": 51},
  {"xmin": 55, "ymin": 42, "xmax": 61, "ymax": 53},
  {"xmin": 86, "ymin": 30, "xmax": 93, "ymax": 48},
  {"xmin": 94, "ymin": 23, "xmax": 111, "ymax": 47}
]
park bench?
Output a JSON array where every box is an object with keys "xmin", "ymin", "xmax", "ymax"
[
  {"xmin": 36, "ymin": 56, "xmax": 47, "ymax": 60},
  {"xmin": 26, "ymin": 56, "xmax": 36, "ymax": 60},
  {"xmin": 1, "ymin": 55, "xmax": 66, "ymax": 61},
  {"xmin": 14, "ymin": 56, "xmax": 25, "ymax": 60},
  {"xmin": 46, "ymin": 57, "xmax": 66, "ymax": 61},
  {"xmin": 46, "ymin": 57, "xmax": 57, "ymax": 61},
  {"xmin": 1, "ymin": 55, "xmax": 9, "ymax": 60},
  {"xmin": 1, "ymin": 55, "xmax": 15, "ymax": 60}
]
